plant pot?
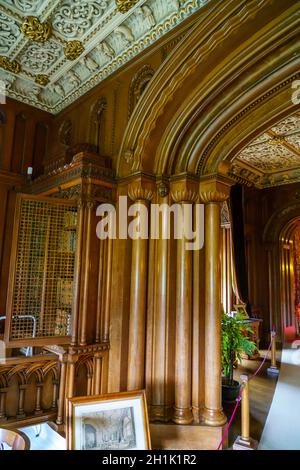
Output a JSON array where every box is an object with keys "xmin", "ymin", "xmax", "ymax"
[{"xmin": 222, "ymin": 379, "xmax": 240, "ymax": 403}]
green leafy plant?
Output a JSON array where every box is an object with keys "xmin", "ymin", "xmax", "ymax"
[{"xmin": 222, "ymin": 312, "xmax": 257, "ymax": 385}]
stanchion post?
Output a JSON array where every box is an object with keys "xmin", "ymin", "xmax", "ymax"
[
  {"xmin": 267, "ymin": 330, "xmax": 279, "ymax": 376},
  {"xmin": 233, "ymin": 374, "xmax": 258, "ymax": 450}
]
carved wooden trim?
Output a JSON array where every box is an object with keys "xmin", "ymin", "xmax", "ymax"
[
  {"xmin": 170, "ymin": 174, "xmax": 199, "ymax": 203},
  {"xmin": 199, "ymin": 176, "xmax": 233, "ymax": 204}
]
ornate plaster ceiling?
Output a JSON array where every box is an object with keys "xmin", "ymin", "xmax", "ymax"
[
  {"xmin": 231, "ymin": 113, "xmax": 300, "ymax": 188},
  {"xmin": 0, "ymin": 0, "xmax": 208, "ymax": 114}
]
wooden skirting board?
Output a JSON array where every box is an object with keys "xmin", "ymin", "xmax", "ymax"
[{"xmin": 150, "ymin": 423, "xmax": 227, "ymax": 450}]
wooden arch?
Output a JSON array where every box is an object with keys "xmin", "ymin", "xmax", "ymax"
[
  {"xmin": 263, "ymin": 203, "xmax": 300, "ymax": 337},
  {"xmin": 116, "ymin": 0, "xmax": 300, "ymax": 178},
  {"xmin": 263, "ymin": 202, "xmax": 300, "ymax": 245}
]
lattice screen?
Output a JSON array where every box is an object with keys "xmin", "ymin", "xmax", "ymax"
[{"xmin": 8, "ymin": 195, "xmax": 78, "ymax": 342}]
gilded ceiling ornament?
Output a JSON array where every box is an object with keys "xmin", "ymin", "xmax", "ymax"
[
  {"xmin": 20, "ymin": 16, "xmax": 52, "ymax": 43},
  {"xmin": 238, "ymin": 143, "xmax": 300, "ymax": 171},
  {"xmin": 115, "ymin": 0, "xmax": 139, "ymax": 13},
  {"xmin": 64, "ymin": 40, "xmax": 84, "ymax": 60},
  {"xmin": 268, "ymin": 135, "xmax": 287, "ymax": 145},
  {"xmin": 0, "ymin": 56, "xmax": 20, "ymax": 74},
  {"xmin": 35, "ymin": 74, "xmax": 49, "ymax": 86}
]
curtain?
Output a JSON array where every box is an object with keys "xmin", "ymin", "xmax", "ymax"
[{"xmin": 229, "ymin": 184, "xmax": 250, "ymax": 314}]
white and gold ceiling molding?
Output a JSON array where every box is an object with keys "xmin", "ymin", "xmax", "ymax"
[
  {"xmin": 0, "ymin": 0, "xmax": 210, "ymax": 114},
  {"xmin": 231, "ymin": 113, "xmax": 300, "ymax": 188}
]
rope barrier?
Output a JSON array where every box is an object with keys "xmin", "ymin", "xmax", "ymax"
[
  {"xmin": 249, "ymin": 340, "xmax": 272, "ymax": 381},
  {"xmin": 217, "ymin": 340, "xmax": 273, "ymax": 450},
  {"xmin": 217, "ymin": 387, "xmax": 243, "ymax": 450}
]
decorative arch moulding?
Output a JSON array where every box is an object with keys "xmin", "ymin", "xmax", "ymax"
[
  {"xmin": 116, "ymin": 0, "xmax": 300, "ymax": 180},
  {"xmin": 0, "ymin": 0, "xmax": 209, "ymax": 114}
]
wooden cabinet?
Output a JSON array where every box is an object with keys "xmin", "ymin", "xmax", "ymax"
[{"xmin": 0, "ymin": 150, "xmax": 114, "ymax": 427}]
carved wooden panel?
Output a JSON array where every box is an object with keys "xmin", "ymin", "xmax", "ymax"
[{"xmin": 5, "ymin": 194, "xmax": 78, "ymax": 347}]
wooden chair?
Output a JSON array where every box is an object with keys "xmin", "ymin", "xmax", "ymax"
[{"xmin": 0, "ymin": 428, "xmax": 30, "ymax": 450}]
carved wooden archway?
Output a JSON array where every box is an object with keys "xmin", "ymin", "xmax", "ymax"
[
  {"xmin": 116, "ymin": 0, "xmax": 300, "ymax": 179},
  {"xmin": 264, "ymin": 204, "xmax": 300, "ymax": 338},
  {"xmin": 111, "ymin": 0, "xmax": 300, "ymax": 435}
]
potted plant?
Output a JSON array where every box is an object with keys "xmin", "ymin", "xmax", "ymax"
[{"xmin": 221, "ymin": 312, "xmax": 257, "ymax": 402}]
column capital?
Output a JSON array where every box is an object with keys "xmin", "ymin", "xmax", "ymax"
[
  {"xmin": 199, "ymin": 175, "xmax": 233, "ymax": 204},
  {"xmin": 67, "ymin": 353, "xmax": 79, "ymax": 364},
  {"xmin": 170, "ymin": 174, "xmax": 199, "ymax": 203},
  {"xmin": 128, "ymin": 174, "xmax": 155, "ymax": 202}
]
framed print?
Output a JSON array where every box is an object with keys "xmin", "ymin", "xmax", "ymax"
[
  {"xmin": 234, "ymin": 303, "xmax": 249, "ymax": 319},
  {"xmin": 67, "ymin": 390, "xmax": 151, "ymax": 450}
]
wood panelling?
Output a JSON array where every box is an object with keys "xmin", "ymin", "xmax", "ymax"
[
  {"xmin": 0, "ymin": 100, "xmax": 51, "ymax": 321},
  {"xmin": 0, "ymin": 2, "xmax": 298, "ymax": 449},
  {"xmin": 244, "ymin": 183, "xmax": 300, "ymax": 340},
  {"xmin": 0, "ymin": 99, "xmax": 51, "ymax": 174},
  {"xmin": 11, "ymin": 113, "xmax": 26, "ymax": 174}
]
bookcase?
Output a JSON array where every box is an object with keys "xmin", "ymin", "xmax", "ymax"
[{"xmin": 4, "ymin": 194, "xmax": 78, "ymax": 347}]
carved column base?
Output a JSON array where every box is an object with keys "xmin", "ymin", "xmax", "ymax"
[
  {"xmin": 202, "ymin": 407, "xmax": 227, "ymax": 426},
  {"xmin": 192, "ymin": 406, "xmax": 203, "ymax": 424},
  {"xmin": 172, "ymin": 406, "xmax": 193, "ymax": 425},
  {"xmin": 150, "ymin": 405, "xmax": 173, "ymax": 423},
  {"xmin": 233, "ymin": 436, "xmax": 258, "ymax": 450},
  {"xmin": 267, "ymin": 366, "xmax": 279, "ymax": 376}
]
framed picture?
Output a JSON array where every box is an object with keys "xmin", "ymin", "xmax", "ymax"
[
  {"xmin": 67, "ymin": 390, "xmax": 151, "ymax": 450},
  {"xmin": 234, "ymin": 303, "xmax": 249, "ymax": 319}
]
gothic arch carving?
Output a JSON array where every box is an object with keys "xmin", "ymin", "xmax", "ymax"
[
  {"xmin": 262, "ymin": 202, "xmax": 300, "ymax": 337},
  {"xmin": 59, "ymin": 119, "xmax": 72, "ymax": 146},
  {"xmin": 128, "ymin": 65, "xmax": 155, "ymax": 118},
  {"xmin": 263, "ymin": 201, "xmax": 300, "ymax": 244},
  {"xmin": 43, "ymin": 362, "xmax": 59, "ymax": 381},
  {"xmin": 89, "ymin": 97, "xmax": 107, "ymax": 156}
]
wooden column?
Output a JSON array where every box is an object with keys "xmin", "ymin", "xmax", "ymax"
[
  {"xmin": 192, "ymin": 224, "xmax": 205, "ymax": 423},
  {"xmin": 71, "ymin": 201, "xmax": 84, "ymax": 346},
  {"xmin": 52, "ymin": 380, "xmax": 59, "ymax": 410},
  {"xmin": 67, "ymin": 362, "xmax": 76, "ymax": 399},
  {"xmin": 151, "ymin": 184, "xmax": 171, "ymax": 421},
  {"xmin": 56, "ymin": 358, "xmax": 67, "ymax": 425},
  {"xmin": 200, "ymin": 177, "xmax": 232, "ymax": 426},
  {"xmin": 80, "ymin": 197, "xmax": 94, "ymax": 346},
  {"xmin": 103, "ymin": 237, "xmax": 113, "ymax": 343},
  {"xmin": 87, "ymin": 374, "xmax": 93, "ymax": 396},
  {"xmin": 171, "ymin": 176, "xmax": 199, "ymax": 425},
  {"xmin": 127, "ymin": 176, "xmax": 154, "ymax": 391},
  {"xmin": 0, "ymin": 389, "xmax": 7, "ymax": 421},
  {"xmin": 93, "ymin": 354, "xmax": 102, "ymax": 395},
  {"xmin": 95, "ymin": 239, "xmax": 105, "ymax": 344},
  {"xmin": 34, "ymin": 383, "xmax": 43, "ymax": 415},
  {"xmin": 17, "ymin": 385, "xmax": 26, "ymax": 418}
]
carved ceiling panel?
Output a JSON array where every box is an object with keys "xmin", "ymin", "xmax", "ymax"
[
  {"xmin": 232, "ymin": 113, "xmax": 300, "ymax": 188},
  {"xmin": 0, "ymin": 0, "xmax": 209, "ymax": 113}
]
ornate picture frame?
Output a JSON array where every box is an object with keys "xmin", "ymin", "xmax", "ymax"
[
  {"xmin": 67, "ymin": 390, "xmax": 151, "ymax": 450},
  {"xmin": 234, "ymin": 303, "xmax": 249, "ymax": 319}
]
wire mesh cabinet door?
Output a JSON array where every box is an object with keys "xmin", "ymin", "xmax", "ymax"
[{"xmin": 5, "ymin": 194, "xmax": 79, "ymax": 347}]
